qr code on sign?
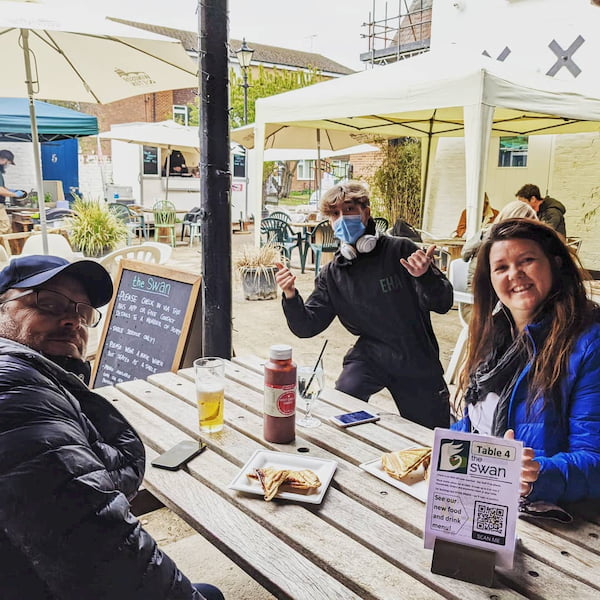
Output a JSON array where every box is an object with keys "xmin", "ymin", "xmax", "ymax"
[{"xmin": 473, "ymin": 501, "xmax": 508, "ymax": 537}]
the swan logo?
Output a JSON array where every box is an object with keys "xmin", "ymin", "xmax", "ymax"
[
  {"xmin": 438, "ymin": 439, "xmax": 470, "ymax": 474},
  {"xmin": 114, "ymin": 68, "xmax": 156, "ymax": 87}
]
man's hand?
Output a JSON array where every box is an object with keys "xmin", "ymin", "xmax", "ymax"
[
  {"xmin": 275, "ymin": 263, "xmax": 296, "ymax": 299},
  {"xmin": 504, "ymin": 429, "xmax": 540, "ymax": 497},
  {"xmin": 400, "ymin": 244, "xmax": 436, "ymax": 277}
]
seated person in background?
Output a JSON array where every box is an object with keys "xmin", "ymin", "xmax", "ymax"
[
  {"xmin": 0, "ymin": 255, "xmax": 223, "ymax": 600},
  {"xmin": 453, "ymin": 193, "xmax": 498, "ymax": 238},
  {"xmin": 462, "ymin": 199, "xmax": 538, "ymax": 287},
  {"xmin": 162, "ymin": 149, "xmax": 189, "ymax": 176},
  {"xmin": 453, "ymin": 219, "xmax": 600, "ymax": 507},
  {"xmin": 276, "ymin": 180, "xmax": 453, "ymax": 430},
  {"xmin": 515, "ymin": 183, "xmax": 566, "ymax": 237}
]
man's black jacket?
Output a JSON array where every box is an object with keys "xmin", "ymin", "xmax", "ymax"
[{"xmin": 0, "ymin": 338, "xmax": 201, "ymax": 600}]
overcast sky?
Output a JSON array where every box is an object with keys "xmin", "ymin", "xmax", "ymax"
[{"xmin": 46, "ymin": 0, "xmax": 374, "ymax": 70}]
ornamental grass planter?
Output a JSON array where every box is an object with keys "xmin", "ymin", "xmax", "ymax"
[
  {"xmin": 240, "ymin": 265, "xmax": 278, "ymax": 300},
  {"xmin": 235, "ymin": 243, "xmax": 283, "ymax": 301}
]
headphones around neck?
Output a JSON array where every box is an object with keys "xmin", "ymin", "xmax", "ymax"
[{"xmin": 339, "ymin": 232, "xmax": 379, "ymax": 260}]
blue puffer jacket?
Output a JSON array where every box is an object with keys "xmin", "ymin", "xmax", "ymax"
[
  {"xmin": 453, "ymin": 321, "xmax": 600, "ymax": 505},
  {"xmin": 0, "ymin": 338, "xmax": 202, "ymax": 600}
]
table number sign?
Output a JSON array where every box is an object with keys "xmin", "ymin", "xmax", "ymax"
[{"xmin": 424, "ymin": 428, "xmax": 522, "ymax": 584}]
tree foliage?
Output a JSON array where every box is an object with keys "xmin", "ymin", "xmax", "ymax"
[
  {"xmin": 228, "ymin": 65, "xmax": 322, "ymax": 128},
  {"xmin": 187, "ymin": 65, "xmax": 323, "ymax": 200},
  {"xmin": 369, "ymin": 139, "xmax": 422, "ymax": 228}
]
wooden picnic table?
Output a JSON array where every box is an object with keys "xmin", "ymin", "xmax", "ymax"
[{"xmin": 96, "ymin": 356, "xmax": 600, "ymax": 600}]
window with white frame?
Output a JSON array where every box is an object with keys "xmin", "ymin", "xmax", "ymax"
[
  {"xmin": 296, "ymin": 160, "xmax": 315, "ymax": 180},
  {"xmin": 173, "ymin": 105, "xmax": 190, "ymax": 126},
  {"xmin": 498, "ymin": 136, "xmax": 528, "ymax": 167},
  {"xmin": 331, "ymin": 160, "xmax": 349, "ymax": 179}
]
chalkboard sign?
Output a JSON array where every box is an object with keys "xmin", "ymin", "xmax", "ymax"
[
  {"xmin": 143, "ymin": 145, "xmax": 159, "ymax": 175},
  {"xmin": 233, "ymin": 152, "xmax": 246, "ymax": 178},
  {"xmin": 92, "ymin": 260, "xmax": 202, "ymax": 388}
]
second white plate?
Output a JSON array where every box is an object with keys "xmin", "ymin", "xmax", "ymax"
[
  {"xmin": 229, "ymin": 449, "xmax": 337, "ymax": 504},
  {"xmin": 359, "ymin": 454, "xmax": 429, "ymax": 503}
]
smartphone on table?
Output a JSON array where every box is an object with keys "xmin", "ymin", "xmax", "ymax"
[
  {"xmin": 151, "ymin": 440, "xmax": 207, "ymax": 471},
  {"xmin": 329, "ymin": 410, "xmax": 380, "ymax": 428}
]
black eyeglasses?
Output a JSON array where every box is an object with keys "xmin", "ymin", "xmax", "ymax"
[{"xmin": 0, "ymin": 288, "xmax": 102, "ymax": 328}]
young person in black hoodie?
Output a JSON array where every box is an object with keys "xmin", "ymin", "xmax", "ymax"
[{"xmin": 276, "ymin": 181, "xmax": 453, "ymax": 429}]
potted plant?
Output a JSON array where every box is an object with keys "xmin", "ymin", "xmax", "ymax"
[
  {"xmin": 67, "ymin": 197, "xmax": 128, "ymax": 258},
  {"xmin": 235, "ymin": 243, "xmax": 283, "ymax": 300}
]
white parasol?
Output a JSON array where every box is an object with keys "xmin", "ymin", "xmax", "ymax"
[{"xmin": 0, "ymin": 2, "xmax": 197, "ymax": 252}]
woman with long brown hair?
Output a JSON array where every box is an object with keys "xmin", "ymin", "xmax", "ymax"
[{"xmin": 453, "ymin": 218, "xmax": 600, "ymax": 505}]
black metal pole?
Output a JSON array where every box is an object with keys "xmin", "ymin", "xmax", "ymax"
[
  {"xmin": 242, "ymin": 66, "xmax": 249, "ymax": 219},
  {"xmin": 242, "ymin": 68, "xmax": 249, "ymax": 125},
  {"xmin": 199, "ymin": 0, "xmax": 232, "ymax": 359}
]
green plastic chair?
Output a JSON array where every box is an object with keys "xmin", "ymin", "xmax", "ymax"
[
  {"xmin": 305, "ymin": 220, "xmax": 339, "ymax": 274},
  {"xmin": 108, "ymin": 202, "xmax": 147, "ymax": 245},
  {"xmin": 152, "ymin": 200, "xmax": 177, "ymax": 247},
  {"xmin": 260, "ymin": 217, "xmax": 303, "ymax": 266},
  {"xmin": 268, "ymin": 210, "xmax": 291, "ymax": 223}
]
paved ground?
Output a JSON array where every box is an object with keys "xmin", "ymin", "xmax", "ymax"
[{"xmin": 129, "ymin": 229, "xmax": 462, "ymax": 598}]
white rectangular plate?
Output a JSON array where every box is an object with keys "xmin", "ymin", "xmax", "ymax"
[
  {"xmin": 359, "ymin": 454, "xmax": 429, "ymax": 503},
  {"xmin": 229, "ymin": 449, "xmax": 337, "ymax": 504}
]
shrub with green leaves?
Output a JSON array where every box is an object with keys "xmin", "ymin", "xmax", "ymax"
[{"xmin": 67, "ymin": 197, "xmax": 127, "ymax": 257}]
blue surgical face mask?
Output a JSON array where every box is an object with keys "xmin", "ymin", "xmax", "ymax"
[{"xmin": 333, "ymin": 214, "xmax": 366, "ymax": 245}]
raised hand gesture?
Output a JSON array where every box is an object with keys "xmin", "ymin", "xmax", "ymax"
[
  {"xmin": 275, "ymin": 263, "xmax": 297, "ymax": 299},
  {"xmin": 400, "ymin": 244, "xmax": 436, "ymax": 278}
]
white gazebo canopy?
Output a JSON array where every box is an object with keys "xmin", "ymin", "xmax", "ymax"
[{"xmin": 251, "ymin": 51, "xmax": 600, "ymax": 238}]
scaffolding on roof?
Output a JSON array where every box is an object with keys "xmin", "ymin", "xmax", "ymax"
[{"xmin": 360, "ymin": 0, "xmax": 432, "ymax": 66}]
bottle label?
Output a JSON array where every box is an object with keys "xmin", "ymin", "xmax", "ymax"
[{"xmin": 264, "ymin": 383, "xmax": 296, "ymax": 417}]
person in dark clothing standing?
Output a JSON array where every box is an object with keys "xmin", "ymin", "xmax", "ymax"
[
  {"xmin": 275, "ymin": 181, "xmax": 452, "ymax": 429},
  {"xmin": 516, "ymin": 183, "xmax": 566, "ymax": 237},
  {"xmin": 0, "ymin": 149, "xmax": 27, "ymax": 234},
  {"xmin": 0, "ymin": 255, "xmax": 223, "ymax": 600}
]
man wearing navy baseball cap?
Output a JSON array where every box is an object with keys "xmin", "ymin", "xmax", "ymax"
[{"xmin": 0, "ymin": 255, "xmax": 223, "ymax": 600}]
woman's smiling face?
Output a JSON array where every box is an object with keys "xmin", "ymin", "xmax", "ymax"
[{"xmin": 489, "ymin": 238, "xmax": 554, "ymax": 331}]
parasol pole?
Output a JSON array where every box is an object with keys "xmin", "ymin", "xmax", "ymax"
[
  {"xmin": 316, "ymin": 128, "xmax": 321, "ymax": 201},
  {"xmin": 96, "ymin": 134, "xmax": 107, "ymax": 201},
  {"xmin": 165, "ymin": 145, "xmax": 171, "ymax": 201},
  {"xmin": 21, "ymin": 29, "xmax": 48, "ymax": 254}
]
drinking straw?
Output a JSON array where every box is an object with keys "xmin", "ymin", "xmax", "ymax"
[{"xmin": 305, "ymin": 339, "xmax": 328, "ymax": 391}]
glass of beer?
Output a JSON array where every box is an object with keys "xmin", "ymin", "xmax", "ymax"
[{"xmin": 194, "ymin": 357, "xmax": 224, "ymax": 433}]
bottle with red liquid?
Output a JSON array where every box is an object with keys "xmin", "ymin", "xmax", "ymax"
[{"xmin": 264, "ymin": 344, "xmax": 296, "ymax": 443}]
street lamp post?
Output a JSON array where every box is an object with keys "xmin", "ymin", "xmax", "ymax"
[
  {"xmin": 235, "ymin": 38, "xmax": 254, "ymax": 125},
  {"xmin": 235, "ymin": 38, "xmax": 254, "ymax": 222}
]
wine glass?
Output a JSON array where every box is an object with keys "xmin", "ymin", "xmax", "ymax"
[{"xmin": 297, "ymin": 361, "xmax": 324, "ymax": 428}]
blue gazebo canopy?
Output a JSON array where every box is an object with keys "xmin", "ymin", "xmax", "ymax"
[{"xmin": 0, "ymin": 98, "xmax": 98, "ymax": 142}]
